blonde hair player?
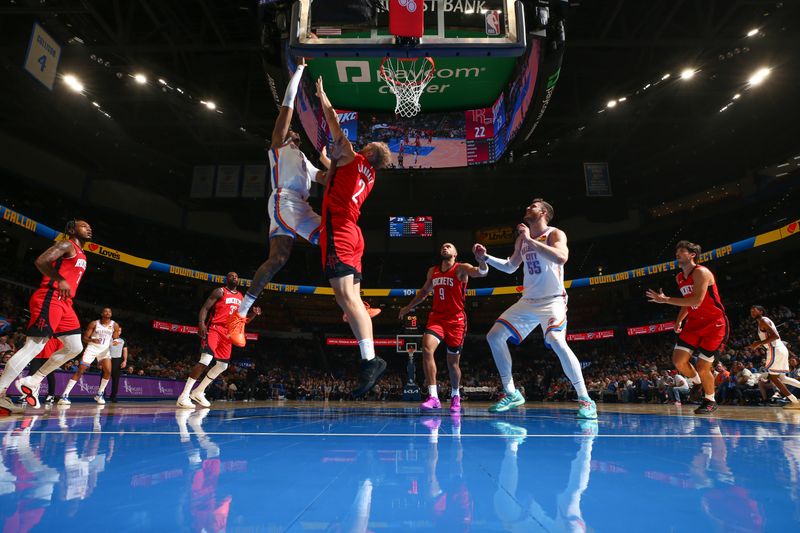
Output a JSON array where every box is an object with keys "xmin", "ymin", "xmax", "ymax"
[
  {"xmin": 749, "ymin": 305, "xmax": 800, "ymax": 409},
  {"xmin": 474, "ymin": 199, "xmax": 597, "ymax": 419}
]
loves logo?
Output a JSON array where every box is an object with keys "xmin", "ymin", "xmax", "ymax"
[
  {"xmin": 88, "ymin": 243, "xmax": 99, "ymax": 252},
  {"xmin": 515, "ymin": 286, "xmax": 523, "ymax": 293},
  {"xmin": 788, "ymin": 221, "xmax": 798, "ymax": 234}
]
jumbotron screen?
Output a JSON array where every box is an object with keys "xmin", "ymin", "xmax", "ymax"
[{"xmin": 389, "ymin": 216, "xmax": 433, "ymax": 238}]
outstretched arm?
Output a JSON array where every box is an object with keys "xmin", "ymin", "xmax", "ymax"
[
  {"xmin": 399, "ymin": 268, "xmax": 435, "ymax": 319},
  {"xmin": 270, "ymin": 59, "xmax": 306, "ymax": 148},
  {"xmin": 647, "ymin": 268, "xmax": 713, "ymax": 307},
  {"xmin": 473, "ymin": 237, "xmax": 523, "ymax": 274},
  {"xmin": 316, "ymin": 76, "xmax": 356, "ymax": 166},
  {"xmin": 458, "ymin": 261, "xmax": 488, "ymax": 279}
]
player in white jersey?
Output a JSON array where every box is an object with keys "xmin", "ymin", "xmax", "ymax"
[
  {"xmin": 749, "ymin": 305, "xmax": 800, "ymax": 409},
  {"xmin": 228, "ymin": 58, "xmax": 331, "ymax": 346},
  {"xmin": 58, "ymin": 307, "xmax": 120, "ymax": 405},
  {"xmin": 474, "ymin": 199, "xmax": 597, "ymax": 419}
]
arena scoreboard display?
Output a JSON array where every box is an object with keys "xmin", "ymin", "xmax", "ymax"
[{"xmin": 389, "ymin": 216, "xmax": 433, "ymax": 238}]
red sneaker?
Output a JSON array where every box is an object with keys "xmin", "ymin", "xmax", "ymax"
[
  {"xmin": 343, "ymin": 301, "xmax": 382, "ymax": 322},
  {"xmin": 227, "ymin": 313, "xmax": 247, "ymax": 348}
]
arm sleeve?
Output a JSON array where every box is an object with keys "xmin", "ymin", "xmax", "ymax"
[
  {"xmin": 282, "ymin": 65, "xmax": 306, "ymax": 109},
  {"xmin": 484, "ymin": 254, "xmax": 520, "ymax": 274}
]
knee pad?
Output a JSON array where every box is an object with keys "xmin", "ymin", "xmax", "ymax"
[{"xmin": 199, "ymin": 353, "xmax": 213, "ymax": 366}]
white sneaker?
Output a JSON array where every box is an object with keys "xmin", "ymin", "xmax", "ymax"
[
  {"xmin": 176, "ymin": 395, "xmax": 195, "ymax": 409},
  {"xmin": 94, "ymin": 395, "xmax": 106, "ymax": 405},
  {"xmin": 17, "ymin": 376, "xmax": 41, "ymax": 409},
  {"xmin": 190, "ymin": 390, "xmax": 211, "ymax": 408},
  {"xmin": 0, "ymin": 394, "xmax": 24, "ymax": 415},
  {"xmin": 58, "ymin": 397, "xmax": 71, "ymax": 406}
]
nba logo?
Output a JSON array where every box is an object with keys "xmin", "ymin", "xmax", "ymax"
[{"xmin": 485, "ymin": 10, "xmax": 501, "ymax": 36}]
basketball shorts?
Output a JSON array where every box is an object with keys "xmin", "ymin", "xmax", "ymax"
[
  {"xmin": 200, "ymin": 325, "xmax": 232, "ymax": 361},
  {"xmin": 425, "ymin": 313, "xmax": 466, "ymax": 354},
  {"xmin": 320, "ymin": 213, "xmax": 364, "ymax": 281},
  {"xmin": 676, "ymin": 316, "xmax": 728, "ymax": 361},
  {"xmin": 27, "ymin": 287, "xmax": 81, "ymax": 338},
  {"xmin": 35, "ymin": 337, "xmax": 63, "ymax": 359},
  {"xmin": 81, "ymin": 343, "xmax": 111, "ymax": 365},
  {"xmin": 764, "ymin": 341, "xmax": 790, "ymax": 375},
  {"xmin": 495, "ymin": 295, "xmax": 568, "ymax": 349},
  {"xmin": 268, "ymin": 189, "xmax": 321, "ymax": 244}
]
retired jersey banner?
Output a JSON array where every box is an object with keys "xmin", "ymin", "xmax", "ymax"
[
  {"xmin": 191, "ymin": 166, "xmax": 215, "ymax": 198},
  {"xmin": 584, "ymin": 162, "xmax": 612, "ymax": 197},
  {"xmin": 242, "ymin": 164, "xmax": 267, "ymax": 198},
  {"xmin": 627, "ymin": 321, "xmax": 674, "ymax": 336},
  {"xmin": 567, "ymin": 330, "xmax": 615, "ymax": 342},
  {"xmin": 215, "ymin": 165, "xmax": 241, "ymax": 198},
  {"xmin": 153, "ymin": 320, "xmax": 258, "ymax": 341}
]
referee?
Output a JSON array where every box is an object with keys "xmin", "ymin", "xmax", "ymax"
[{"xmin": 109, "ymin": 334, "xmax": 128, "ymax": 402}]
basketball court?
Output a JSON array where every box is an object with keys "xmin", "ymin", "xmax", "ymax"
[{"xmin": 1, "ymin": 402, "xmax": 798, "ymax": 530}]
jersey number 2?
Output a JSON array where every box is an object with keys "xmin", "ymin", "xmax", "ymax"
[{"xmin": 352, "ymin": 179, "xmax": 366, "ymax": 204}]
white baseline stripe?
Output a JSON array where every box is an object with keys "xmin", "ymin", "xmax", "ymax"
[{"xmin": 23, "ymin": 431, "xmax": 800, "ymax": 438}]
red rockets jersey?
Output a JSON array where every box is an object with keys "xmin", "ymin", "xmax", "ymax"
[
  {"xmin": 207, "ymin": 288, "xmax": 243, "ymax": 328},
  {"xmin": 430, "ymin": 263, "xmax": 467, "ymax": 319},
  {"xmin": 322, "ymin": 153, "xmax": 376, "ymax": 220},
  {"xmin": 676, "ymin": 265, "xmax": 726, "ymax": 325},
  {"xmin": 40, "ymin": 240, "xmax": 87, "ymax": 299}
]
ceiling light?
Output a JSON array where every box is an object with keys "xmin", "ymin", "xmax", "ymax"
[
  {"xmin": 158, "ymin": 78, "xmax": 166, "ymax": 85},
  {"xmin": 746, "ymin": 28, "xmax": 759, "ymax": 37},
  {"xmin": 133, "ymin": 73, "xmax": 147, "ymax": 84},
  {"xmin": 661, "ymin": 73, "xmax": 670, "ymax": 80},
  {"xmin": 680, "ymin": 69, "xmax": 696, "ymax": 80},
  {"xmin": 204, "ymin": 101, "xmax": 216, "ymax": 110},
  {"xmin": 63, "ymin": 74, "xmax": 84, "ymax": 93},
  {"xmin": 618, "ymin": 97, "xmax": 627, "ymax": 102},
  {"xmin": 777, "ymin": 162, "xmax": 789, "ymax": 168},
  {"xmin": 732, "ymin": 93, "xmax": 741, "ymax": 100},
  {"xmin": 748, "ymin": 67, "xmax": 770, "ymax": 86},
  {"xmin": 92, "ymin": 101, "xmax": 100, "ymax": 107},
  {"xmin": 606, "ymin": 100, "xmax": 617, "ymax": 108}
]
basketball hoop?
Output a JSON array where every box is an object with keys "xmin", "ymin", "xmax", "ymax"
[
  {"xmin": 406, "ymin": 343, "xmax": 417, "ymax": 357},
  {"xmin": 379, "ymin": 56, "xmax": 435, "ymax": 118}
]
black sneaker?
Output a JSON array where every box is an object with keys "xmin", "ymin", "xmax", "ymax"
[
  {"xmin": 694, "ymin": 399, "xmax": 718, "ymax": 415},
  {"xmin": 352, "ymin": 357, "xmax": 387, "ymax": 398}
]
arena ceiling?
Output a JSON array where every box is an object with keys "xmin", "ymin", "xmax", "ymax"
[{"xmin": 1, "ymin": 0, "xmax": 798, "ymax": 216}]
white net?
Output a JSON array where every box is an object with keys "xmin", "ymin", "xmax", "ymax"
[{"xmin": 379, "ymin": 57, "xmax": 436, "ymax": 118}]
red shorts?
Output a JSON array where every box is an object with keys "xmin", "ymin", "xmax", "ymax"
[
  {"xmin": 200, "ymin": 325, "xmax": 232, "ymax": 361},
  {"xmin": 35, "ymin": 337, "xmax": 63, "ymax": 359},
  {"xmin": 677, "ymin": 316, "xmax": 729, "ymax": 358},
  {"xmin": 425, "ymin": 313, "xmax": 467, "ymax": 353},
  {"xmin": 27, "ymin": 288, "xmax": 81, "ymax": 338},
  {"xmin": 320, "ymin": 214, "xmax": 364, "ymax": 281}
]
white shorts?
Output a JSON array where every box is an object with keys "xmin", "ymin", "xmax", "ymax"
[
  {"xmin": 268, "ymin": 189, "xmax": 321, "ymax": 245},
  {"xmin": 765, "ymin": 341, "xmax": 789, "ymax": 374},
  {"xmin": 81, "ymin": 344, "xmax": 111, "ymax": 365},
  {"xmin": 495, "ymin": 295, "xmax": 568, "ymax": 347}
]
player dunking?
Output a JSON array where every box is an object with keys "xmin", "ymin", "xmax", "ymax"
[
  {"xmin": 177, "ymin": 273, "xmax": 260, "ymax": 408},
  {"xmin": 474, "ymin": 199, "xmax": 598, "ymax": 419},
  {"xmin": 749, "ymin": 305, "xmax": 800, "ymax": 409},
  {"xmin": 316, "ymin": 75, "xmax": 392, "ymax": 397},
  {"xmin": 647, "ymin": 240, "xmax": 729, "ymax": 414},
  {"xmin": 399, "ymin": 243, "xmax": 487, "ymax": 412},
  {"xmin": 0, "ymin": 219, "xmax": 91, "ymax": 415},
  {"xmin": 57, "ymin": 308, "xmax": 120, "ymax": 405},
  {"xmin": 228, "ymin": 59, "xmax": 331, "ymax": 347}
]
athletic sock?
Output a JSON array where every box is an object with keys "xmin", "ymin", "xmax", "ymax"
[
  {"xmin": 451, "ymin": 387, "xmax": 460, "ymax": 398},
  {"xmin": 97, "ymin": 379, "xmax": 109, "ymax": 395},
  {"xmin": 690, "ymin": 374, "xmax": 702, "ymax": 386},
  {"xmin": 704, "ymin": 393, "xmax": 715, "ymax": 402},
  {"xmin": 428, "ymin": 385, "xmax": 438, "ymax": 398},
  {"xmin": 505, "ymin": 381, "xmax": 517, "ymax": 395},
  {"xmin": 181, "ymin": 378, "xmax": 196, "ymax": 397},
  {"xmin": 62, "ymin": 379, "xmax": 77, "ymax": 397},
  {"xmin": 237, "ymin": 293, "xmax": 257, "ymax": 318},
  {"xmin": 358, "ymin": 339, "xmax": 375, "ymax": 361}
]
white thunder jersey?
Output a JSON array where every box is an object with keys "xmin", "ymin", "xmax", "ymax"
[
  {"xmin": 92, "ymin": 320, "xmax": 116, "ymax": 349},
  {"xmin": 521, "ymin": 227, "xmax": 566, "ymax": 299},
  {"xmin": 758, "ymin": 316, "xmax": 781, "ymax": 347},
  {"xmin": 268, "ymin": 142, "xmax": 320, "ymax": 200}
]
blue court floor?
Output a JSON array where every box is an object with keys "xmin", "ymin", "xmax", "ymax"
[{"xmin": 1, "ymin": 402, "xmax": 799, "ymax": 531}]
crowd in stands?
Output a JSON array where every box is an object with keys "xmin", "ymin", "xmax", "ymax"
[{"xmin": 2, "ymin": 274, "xmax": 799, "ymax": 406}]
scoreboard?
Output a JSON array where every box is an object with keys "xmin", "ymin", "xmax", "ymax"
[
  {"xmin": 389, "ymin": 216, "xmax": 433, "ymax": 238},
  {"xmin": 465, "ymin": 107, "xmax": 496, "ymax": 166}
]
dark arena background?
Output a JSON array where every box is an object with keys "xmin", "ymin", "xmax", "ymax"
[{"xmin": 1, "ymin": 1, "xmax": 800, "ymax": 531}]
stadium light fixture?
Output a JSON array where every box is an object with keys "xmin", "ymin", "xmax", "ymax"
[
  {"xmin": 606, "ymin": 100, "xmax": 617, "ymax": 108},
  {"xmin": 133, "ymin": 73, "xmax": 147, "ymax": 84},
  {"xmin": 732, "ymin": 93, "xmax": 741, "ymax": 100},
  {"xmin": 201, "ymin": 100, "xmax": 217, "ymax": 110},
  {"xmin": 748, "ymin": 67, "xmax": 770, "ymax": 86},
  {"xmin": 63, "ymin": 74, "xmax": 84, "ymax": 93},
  {"xmin": 661, "ymin": 73, "xmax": 670, "ymax": 80},
  {"xmin": 746, "ymin": 28, "xmax": 759, "ymax": 37},
  {"xmin": 680, "ymin": 69, "xmax": 696, "ymax": 80}
]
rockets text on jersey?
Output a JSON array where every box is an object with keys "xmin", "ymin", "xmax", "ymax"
[
  {"xmin": 208, "ymin": 288, "xmax": 243, "ymax": 328},
  {"xmin": 676, "ymin": 265, "xmax": 726, "ymax": 324},
  {"xmin": 430, "ymin": 263, "xmax": 467, "ymax": 318},
  {"xmin": 40, "ymin": 240, "xmax": 87, "ymax": 299}
]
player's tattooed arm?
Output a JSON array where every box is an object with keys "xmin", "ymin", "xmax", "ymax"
[
  {"xmin": 198, "ymin": 288, "xmax": 224, "ymax": 338},
  {"xmin": 399, "ymin": 267, "xmax": 434, "ymax": 319},
  {"xmin": 34, "ymin": 240, "xmax": 76, "ymax": 299}
]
